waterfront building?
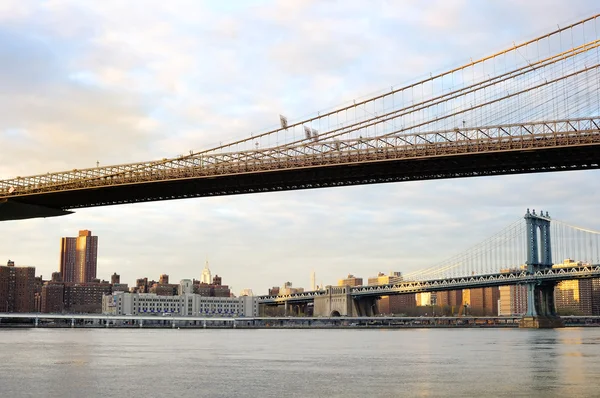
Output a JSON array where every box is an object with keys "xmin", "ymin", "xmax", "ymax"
[
  {"xmin": 552, "ymin": 259, "xmax": 600, "ymax": 315},
  {"xmin": 60, "ymin": 230, "xmax": 98, "ymax": 283},
  {"xmin": 338, "ymin": 274, "xmax": 363, "ymax": 287},
  {"xmin": 555, "ymin": 279, "xmax": 594, "ymax": 315},
  {"xmin": 416, "ymin": 292, "xmax": 432, "ymax": 306},
  {"xmin": 41, "ymin": 281, "xmax": 65, "ymax": 313},
  {"xmin": 467, "ymin": 287, "xmax": 500, "ymax": 316},
  {"xmin": 593, "ymin": 279, "xmax": 600, "ymax": 315},
  {"xmin": 436, "ymin": 290, "xmax": 463, "ymax": 315},
  {"xmin": 40, "ymin": 271, "xmax": 63, "ymax": 312},
  {"xmin": 462, "ymin": 289, "xmax": 470, "ymax": 308},
  {"xmin": 366, "ymin": 272, "xmax": 412, "ymax": 315},
  {"xmin": 378, "ymin": 295, "xmax": 416, "ymax": 315},
  {"xmin": 63, "ymin": 282, "xmax": 112, "ymax": 313},
  {"xmin": 33, "ymin": 275, "xmax": 43, "ymax": 312},
  {"xmin": 179, "ymin": 279, "xmax": 193, "ymax": 295},
  {"xmin": 103, "ymin": 290, "xmax": 258, "ymax": 317},
  {"xmin": 0, "ymin": 260, "xmax": 36, "ymax": 312},
  {"xmin": 41, "ymin": 276, "xmax": 112, "ymax": 313},
  {"xmin": 498, "ymin": 285, "xmax": 527, "ymax": 316}
]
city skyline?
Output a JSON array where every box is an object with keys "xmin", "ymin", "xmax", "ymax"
[{"xmin": 2, "ymin": 1, "xmax": 600, "ymax": 295}]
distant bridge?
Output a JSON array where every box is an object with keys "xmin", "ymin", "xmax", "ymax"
[
  {"xmin": 259, "ymin": 210, "xmax": 600, "ymax": 327},
  {"xmin": 258, "ymin": 265, "xmax": 600, "ymax": 304},
  {"xmin": 1, "ymin": 15, "xmax": 600, "ymax": 220}
]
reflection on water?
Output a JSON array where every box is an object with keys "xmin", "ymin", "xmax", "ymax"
[{"xmin": 1, "ymin": 328, "xmax": 600, "ymax": 398}]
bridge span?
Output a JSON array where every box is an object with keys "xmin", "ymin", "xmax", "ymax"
[
  {"xmin": 1, "ymin": 15, "xmax": 600, "ymax": 220},
  {"xmin": 258, "ymin": 265, "xmax": 600, "ymax": 305}
]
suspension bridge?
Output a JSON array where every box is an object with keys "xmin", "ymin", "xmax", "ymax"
[
  {"xmin": 259, "ymin": 210, "xmax": 600, "ymax": 328},
  {"xmin": 1, "ymin": 15, "xmax": 600, "ymax": 221}
]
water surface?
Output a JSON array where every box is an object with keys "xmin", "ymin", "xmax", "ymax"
[{"xmin": 1, "ymin": 327, "xmax": 599, "ymax": 397}]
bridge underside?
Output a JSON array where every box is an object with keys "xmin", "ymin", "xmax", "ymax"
[
  {"xmin": 0, "ymin": 199, "xmax": 72, "ymax": 221},
  {"xmin": 2, "ymin": 144, "xmax": 599, "ymax": 221}
]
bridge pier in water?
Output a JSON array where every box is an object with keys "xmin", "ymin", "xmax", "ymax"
[
  {"xmin": 353, "ymin": 297, "xmax": 378, "ymax": 317},
  {"xmin": 519, "ymin": 209, "xmax": 564, "ymax": 329},
  {"xmin": 520, "ymin": 281, "xmax": 563, "ymax": 328}
]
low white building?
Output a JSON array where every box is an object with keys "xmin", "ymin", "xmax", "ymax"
[{"xmin": 103, "ymin": 291, "xmax": 258, "ymax": 317}]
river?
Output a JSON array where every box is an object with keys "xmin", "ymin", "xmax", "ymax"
[{"xmin": 1, "ymin": 327, "xmax": 599, "ymax": 397}]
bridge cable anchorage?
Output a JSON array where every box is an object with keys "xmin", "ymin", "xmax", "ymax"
[{"xmin": 2, "ymin": 15, "xmax": 600, "ymax": 206}]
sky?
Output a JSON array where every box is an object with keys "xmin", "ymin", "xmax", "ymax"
[{"xmin": 1, "ymin": 0, "xmax": 600, "ymax": 295}]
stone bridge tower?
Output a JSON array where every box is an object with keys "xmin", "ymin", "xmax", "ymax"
[{"xmin": 313, "ymin": 286, "xmax": 378, "ymax": 317}]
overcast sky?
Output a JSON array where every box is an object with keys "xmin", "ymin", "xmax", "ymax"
[{"xmin": 1, "ymin": 0, "xmax": 599, "ymax": 295}]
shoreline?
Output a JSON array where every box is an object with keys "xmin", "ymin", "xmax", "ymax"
[{"xmin": 1, "ymin": 323, "xmax": 598, "ymax": 330}]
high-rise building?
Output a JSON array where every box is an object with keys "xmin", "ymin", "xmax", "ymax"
[
  {"xmin": 60, "ymin": 230, "xmax": 98, "ymax": 283},
  {"xmin": 111, "ymin": 273, "xmax": 120, "ymax": 284},
  {"xmin": 0, "ymin": 260, "xmax": 36, "ymax": 312},
  {"xmin": 59, "ymin": 237, "xmax": 76, "ymax": 283},
  {"xmin": 159, "ymin": 274, "xmax": 169, "ymax": 285},
  {"xmin": 338, "ymin": 274, "xmax": 363, "ymax": 287},
  {"xmin": 368, "ymin": 272, "xmax": 403, "ymax": 285},
  {"xmin": 310, "ymin": 270, "xmax": 316, "ymax": 291},
  {"xmin": 201, "ymin": 261, "xmax": 212, "ymax": 284}
]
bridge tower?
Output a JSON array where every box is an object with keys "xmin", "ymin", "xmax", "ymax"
[{"xmin": 521, "ymin": 209, "xmax": 563, "ymax": 328}]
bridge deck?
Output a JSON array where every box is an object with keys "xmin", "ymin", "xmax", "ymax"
[
  {"xmin": 1, "ymin": 118, "xmax": 599, "ymax": 220},
  {"xmin": 259, "ymin": 266, "xmax": 600, "ymax": 303}
]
